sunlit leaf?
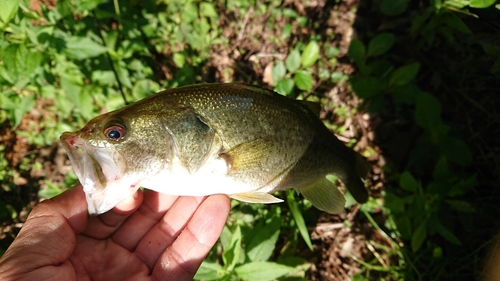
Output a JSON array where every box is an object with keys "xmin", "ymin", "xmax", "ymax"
[
  {"xmin": 286, "ymin": 190, "xmax": 313, "ymax": 250},
  {"xmin": 275, "ymin": 78, "xmax": 294, "ymax": 96},
  {"xmin": 63, "ymin": 36, "xmax": 107, "ymax": 60},
  {"xmin": 286, "ymin": 49, "xmax": 301, "ymax": 73},
  {"xmin": 294, "ymin": 70, "xmax": 313, "ymax": 92},
  {"xmin": 247, "ymin": 217, "xmax": 281, "ymax": 262},
  {"xmin": 235, "ymin": 261, "xmax": 295, "ymax": 281},
  {"xmin": 222, "ymin": 225, "xmax": 242, "ymax": 272},
  {"xmin": 469, "ymin": 0, "xmax": 496, "ymax": 7},
  {"xmin": 0, "ymin": 0, "xmax": 20, "ymax": 24},
  {"xmin": 301, "ymin": 41, "xmax": 320, "ymax": 68}
]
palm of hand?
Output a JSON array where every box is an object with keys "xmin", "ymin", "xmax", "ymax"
[{"xmin": 0, "ymin": 185, "xmax": 230, "ymax": 281}]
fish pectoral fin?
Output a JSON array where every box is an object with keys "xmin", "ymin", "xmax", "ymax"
[
  {"xmin": 297, "ymin": 177, "xmax": 346, "ymax": 214},
  {"xmin": 230, "ymin": 192, "xmax": 283, "ymax": 204},
  {"xmin": 221, "ymin": 139, "xmax": 272, "ymax": 173}
]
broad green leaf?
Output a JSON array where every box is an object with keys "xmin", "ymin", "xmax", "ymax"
[
  {"xmin": 294, "ymin": 70, "xmax": 313, "ymax": 92},
  {"xmin": 235, "ymin": 261, "xmax": 295, "ymax": 281},
  {"xmin": 411, "ymin": 220, "xmax": 427, "ymax": 252},
  {"xmin": 301, "ymin": 41, "xmax": 319, "ymax": 68},
  {"xmin": 285, "ymin": 49, "xmax": 301, "ymax": 73},
  {"xmin": 395, "ymin": 215, "xmax": 412, "ymax": 240},
  {"xmin": 173, "ymin": 52, "xmax": 186, "ymax": 67},
  {"xmin": 331, "ymin": 71, "xmax": 348, "ymax": 83},
  {"xmin": 200, "ymin": 2, "xmax": 218, "ymax": 18},
  {"xmin": 275, "ymin": 78, "xmax": 294, "ymax": 96},
  {"xmin": 470, "ymin": 0, "xmax": 496, "ymax": 7},
  {"xmin": 0, "ymin": 0, "xmax": 20, "ymax": 24},
  {"xmin": 389, "ymin": 62, "xmax": 420, "ymax": 86},
  {"xmin": 181, "ymin": 2, "xmax": 198, "ymax": 23},
  {"xmin": 415, "ymin": 92, "xmax": 441, "ymax": 130},
  {"xmin": 222, "ymin": 225, "xmax": 242, "ymax": 272},
  {"xmin": 440, "ymin": 136, "xmax": 472, "ymax": 166},
  {"xmin": 325, "ymin": 46, "xmax": 340, "ymax": 59},
  {"xmin": 286, "ymin": 190, "xmax": 313, "ymax": 250},
  {"xmin": 75, "ymin": 0, "xmax": 102, "ymax": 12},
  {"xmin": 194, "ymin": 261, "xmax": 224, "ymax": 280},
  {"xmin": 347, "ymin": 39, "xmax": 366, "ymax": 66},
  {"xmin": 399, "ymin": 171, "xmax": 418, "ymax": 192},
  {"xmin": 430, "ymin": 215, "xmax": 462, "ymax": 245},
  {"xmin": 349, "ymin": 76, "xmax": 385, "ymax": 98},
  {"xmin": 247, "ymin": 217, "xmax": 281, "ymax": 262},
  {"xmin": 272, "ymin": 60, "xmax": 286, "ymax": 84},
  {"xmin": 442, "ymin": 13, "xmax": 472, "ymax": 34},
  {"xmin": 445, "ymin": 199, "xmax": 476, "ymax": 213},
  {"xmin": 381, "ymin": 0, "xmax": 409, "ymax": 16},
  {"xmin": 63, "ymin": 36, "xmax": 107, "ymax": 60},
  {"xmin": 13, "ymin": 94, "xmax": 35, "ymax": 127},
  {"xmin": 91, "ymin": 70, "xmax": 115, "ymax": 86},
  {"xmin": 367, "ymin": 32, "xmax": 395, "ymax": 57}
]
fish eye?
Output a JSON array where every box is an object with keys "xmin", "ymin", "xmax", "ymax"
[{"xmin": 104, "ymin": 125, "xmax": 126, "ymax": 141}]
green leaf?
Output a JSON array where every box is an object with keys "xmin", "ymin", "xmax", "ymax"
[
  {"xmin": 301, "ymin": 41, "xmax": 320, "ymax": 68},
  {"xmin": 349, "ymin": 76, "xmax": 385, "ymax": 98},
  {"xmin": 411, "ymin": 220, "xmax": 427, "ymax": 252},
  {"xmin": 235, "ymin": 261, "xmax": 295, "ymax": 281},
  {"xmin": 347, "ymin": 39, "xmax": 366, "ymax": 66},
  {"xmin": 275, "ymin": 77, "xmax": 295, "ymax": 96},
  {"xmin": 381, "ymin": 0, "xmax": 409, "ymax": 16},
  {"xmin": 272, "ymin": 60, "xmax": 286, "ymax": 84},
  {"xmin": 399, "ymin": 171, "xmax": 419, "ymax": 192},
  {"xmin": 173, "ymin": 52, "xmax": 186, "ymax": 67},
  {"xmin": 222, "ymin": 225, "xmax": 242, "ymax": 272},
  {"xmin": 0, "ymin": 0, "xmax": 20, "ymax": 24},
  {"xmin": 431, "ymin": 215, "xmax": 462, "ymax": 245},
  {"xmin": 294, "ymin": 70, "xmax": 313, "ymax": 92},
  {"xmin": 63, "ymin": 36, "xmax": 107, "ymax": 60},
  {"xmin": 367, "ymin": 32, "xmax": 395, "ymax": 57},
  {"xmin": 75, "ymin": 0, "xmax": 102, "ymax": 12},
  {"xmin": 286, "ymin": 190, "xmax": 313, "ymax": 250},
  {"xmin": 247, "ymin": 217, "xmax": 281, "ymax": 262},
  {"xmin": 440, "ymin": 136, "xmax": 472, "ymax": 166},
  {"xmin": 285, "ymin": 49, "xmax": 301, "ymax": 73},
  {"xmin": 395, "ymin": 215, "xmax": 412, "ymax": 240},
  {"xmin": 389, "ymin": 62, "xmax": 420, "ymax": 86},
  {"xmin": 469, "ymin": 0, "xmax": 496, "ymax": 8},
  {"xmin": 194, "ymin": 261, "xmax": 224, "ymax": 280},
  {"xmin": 415, "ymin": 92, "xmax": 442, "ymax": 130},
  {"xmin": 200, "ymin": 2, "xmax": 218, "ymax": 18}
]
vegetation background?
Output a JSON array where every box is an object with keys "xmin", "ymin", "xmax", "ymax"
[{"xmin": 0, "ymin": 0, "xmax": 499, "ymax": 280}]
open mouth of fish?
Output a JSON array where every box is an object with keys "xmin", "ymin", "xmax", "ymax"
[{"xmin": 60, "ymin": 132, "xmax": 138, "ymax": 215}]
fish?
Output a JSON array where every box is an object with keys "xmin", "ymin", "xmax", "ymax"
[{"xmin": 60, "ymin": 83, "xmax": 369, "ymax": 215}]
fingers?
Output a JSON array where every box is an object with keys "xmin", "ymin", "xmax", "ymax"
[
  {"xmin": 82, "ymin": 189, "xmax": 144, "ymax": 239},
  {"xmin": 0, "ymin": 185, "xmax": 88, "ymax": 276},
  {"xmin": 111, "ymin": 190, "xmax": 180, "ymax": 251},
  {"xmin": 151, "ymin": 194, "xmax": 230, "ymax": 281},
  {"xmin": 134, "ymin": 196, "xmax": 206, "ymax": 270}
]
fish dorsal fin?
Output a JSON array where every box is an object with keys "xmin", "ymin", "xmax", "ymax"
[
  {"xmin": 297, "ymin": 177, "xmax": 345, "ymax": 214},
  {"xmin": 230, "ymin": 192, "xmax": 284, "ymax": 204},
  {"xmin": 221, "ymin": 139, "xmax": 273, "ymax": 173},
  {"xmin": 300, "ymin": 100, "xmax": 321, "ymax": 117}
]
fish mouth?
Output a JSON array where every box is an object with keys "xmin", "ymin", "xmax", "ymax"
[{"xmin": 60, "ymin": 132, "xmax": 136, "ymax": 215}]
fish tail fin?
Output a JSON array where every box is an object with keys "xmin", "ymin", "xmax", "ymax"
[
  {"xmin": 343, "ymin": 153, "xmax": 370, "ymax": 204},
  {"xmin": 297, "ymin": 177, "xmax": 346, "ymax": 214}
]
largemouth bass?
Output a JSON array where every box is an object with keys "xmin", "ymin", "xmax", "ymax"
[{"xmin": 60, "ymin": 83, "xmax": 369, "ymax": 215}]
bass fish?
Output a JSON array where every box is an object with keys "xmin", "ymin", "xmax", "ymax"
[{"xmin": 60, "ymin": 83, "xmax": 369, "ymax": 215}]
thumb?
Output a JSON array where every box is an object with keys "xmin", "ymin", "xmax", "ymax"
[{"xmin": 0, "ymin": 184, "xmax": 88, "ymax": 277}]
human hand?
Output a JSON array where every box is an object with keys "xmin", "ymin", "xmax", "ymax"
[{"xmin": 0, "ymin": 184, "xmax": 230, "ymax": 281}]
